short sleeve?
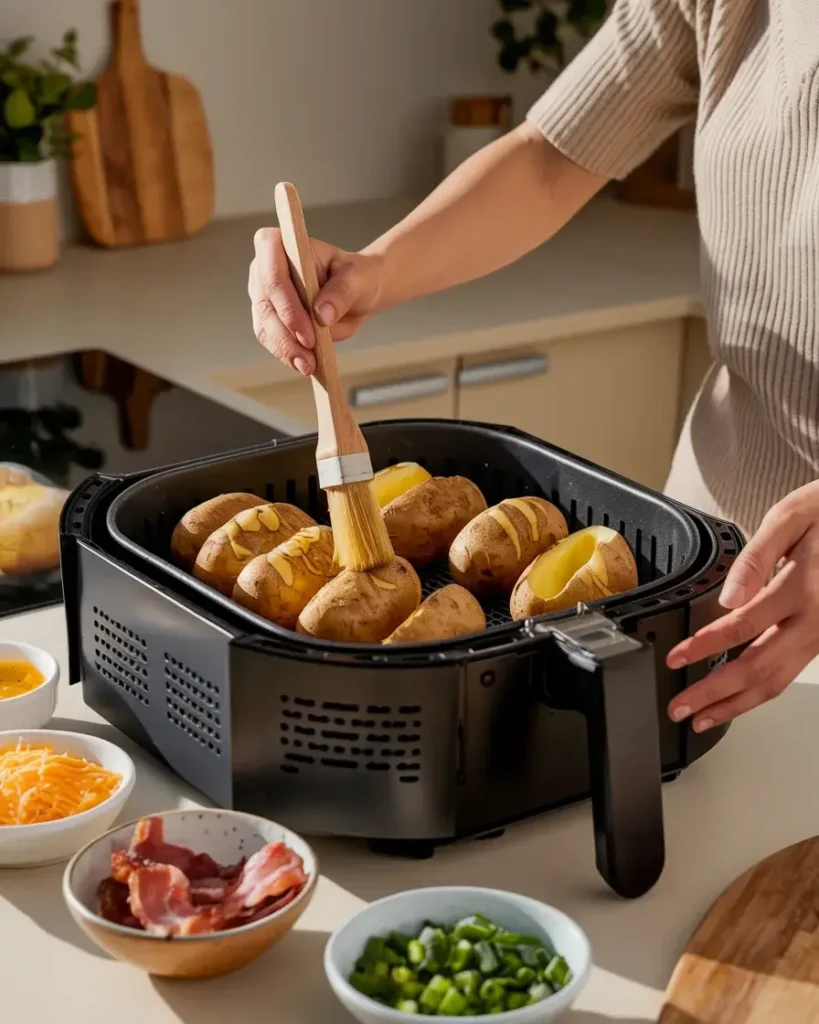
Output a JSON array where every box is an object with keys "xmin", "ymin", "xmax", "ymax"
[{"xmin": 526, "ymin": 0, "xmax": 699, "ymax": 180}]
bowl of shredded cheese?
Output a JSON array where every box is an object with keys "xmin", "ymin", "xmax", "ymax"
[
  {"xmin": 0, "ymin": 729, "xmax": 135, "ymax": 867},
  {"xmin": 0, "ymin": 641, "xmax": 59, "ymax": 731}
]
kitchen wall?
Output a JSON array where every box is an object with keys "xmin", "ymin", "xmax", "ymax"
[{"xmin": 3, "ymin": 0, "xmax": 510, "ymax": 237}]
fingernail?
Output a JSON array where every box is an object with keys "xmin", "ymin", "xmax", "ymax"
[
  {"xmin": 719, "ymin": 581, "xmax": 746, "ymax": 609},
  {"xmin": 294, "ymin": 357, "xmax": 310, "ymax": 376},
  {"xmin": 693, "ymin": 717, "xmax": 714, "ymax": 733},
  {"xmin": 295, "ymin": 331, "xmax": 314, "ymax": 350},
  {"xmin": 316, "ymin": 302, "xmax": 336, "ymax": 326},
  {"xmin": 667, "ymin": 653, "xmax": 687, "ymax": 670},
  {"xmin": 670, "ymin": 704, "xmax": 691, "ymax": 722}
]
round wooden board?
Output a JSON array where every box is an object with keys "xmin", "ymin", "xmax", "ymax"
[{"xmin": 660, "ymin": 836, "xmax": 819, "ymax": 1024}]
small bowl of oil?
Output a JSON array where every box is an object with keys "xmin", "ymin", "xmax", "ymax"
[{"xmin": 0, "ymin": 642, "xmax": 59, "ymax": 731}]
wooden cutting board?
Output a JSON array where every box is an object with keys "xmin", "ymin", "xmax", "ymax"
[
  {"xmin": 67, "ymin": 0, "xmax": 213, "ymax": 247},
  {"xmin": 660, "ymin": 836, "xmax": 819, "ymax": 1024}
]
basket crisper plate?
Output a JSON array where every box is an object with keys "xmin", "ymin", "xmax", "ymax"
[{"xmin": 106, "ymin": 419, "xmax": 702, "ymax": 653}]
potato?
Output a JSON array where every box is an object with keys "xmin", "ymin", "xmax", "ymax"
[
  {"xmin": 510, "ymin": 525, "xmax": 639, "ymax": 619},
  {"xmin": 371, "ymin": 462, "xmax": 431, "ymax": 508},
  {"xmin": 449, "ymin": 496, "xmax": 568, "ymax": 597},
  {"xmin": 171, "ymin": 492, "xmax": 264, "ymax": 569},
  {"xmin": 383, "ymin": 585, "xmax": 486, "ymax": 644},
  {"xmin": 0, "ymin": 470, "xmax": 67, "ymax": 576},
  {"xmin": 193, "ymin": 503, "xmax": 316, "ymax": 596},
  {"xmin": 232, "ymin": 525, "xmax": 337, "ymax": 629},
  {"xmin": 383, "ymin": 476, "xmax": 487, "ymax": 567},
  {"xmin": 297, "ymin": 557, "xmax": 421, "ymax": 643}
]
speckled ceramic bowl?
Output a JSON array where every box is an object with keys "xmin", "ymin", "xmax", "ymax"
[{"xmin": 63, "ymin": 808, "xmax": 318, "ymax": 979}]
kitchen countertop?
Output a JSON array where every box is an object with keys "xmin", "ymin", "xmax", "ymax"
[
  {"xmin": 2, "ymin": 604, "xmax": 817, "ymax": 1023},
  {"xmin": 0, "ymin": 196, "xmax": 701, "ymax": 436}
]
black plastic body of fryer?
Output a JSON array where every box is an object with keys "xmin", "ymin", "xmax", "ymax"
[{"xmin": 60, "ymin": 420, "xmax": 744, "ymax": 898}]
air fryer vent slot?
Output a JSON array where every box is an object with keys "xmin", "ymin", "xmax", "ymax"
[
  {"xmin": 164, "ymin": 654, "xmax": 222, "ymax": 756},
  {"xmin": 93, "ymin": 608, "xmax": 149, "ymax": 705},
  {"xmin": 279, "ymin": 696, "xmax": 422, "ymax": 781}
]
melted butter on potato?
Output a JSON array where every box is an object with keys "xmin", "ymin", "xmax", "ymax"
[{"xmin": 371, "ymin": 462, "xmax": 431, "ymax": 508}]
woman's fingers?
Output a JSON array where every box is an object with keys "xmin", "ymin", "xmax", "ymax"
[
  {"xmin": 682, "ymin": 622, "xmax": 810, "ymax": 731},
  {"xmin": 719, "ymin": 495, "xmax": 810, "ymax": 609},
  {"xmin": 252, "ymin": 227, "xmax": 317, "ymax": 349},
  {"xmin": 666, "ymin": 561, "xmax": 796, "ymax": 669},
  {"xmin": 249, "ymin": 260, "xmax": 315, "ymax": 374}
]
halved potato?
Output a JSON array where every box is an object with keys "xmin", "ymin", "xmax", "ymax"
[
  {"xmin": 449, "ymin": 496, "xmax": 568, "ymax": 596},
  {"xmin": 510, "ymin": 525, "xmax": 638, "ymax": 620},
  {"xmin": 383, "ymin": 584, "xmax": 486, "ymax": 644},
  {"xmin": 371, "ymin": 462, "xmax": 432, "ymax": 508}
]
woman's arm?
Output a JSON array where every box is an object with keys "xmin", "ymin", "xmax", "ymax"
[
  {"xmin": 361, "ymin": 123, "xmax": 606, "ymax": 309},
  {"xmin": 249, "ymin": 127, "xmax": 604, "ymax": 374}
]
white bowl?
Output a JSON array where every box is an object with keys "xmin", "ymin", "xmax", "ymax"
[
  {"xmin": 0, "ymin": 729, "xmax": 136, "ymax": 867},
  {"xmin": 324, "ymin": 886, "xmax": 592, "ymax": 1023},
  {"xmin": 63, "ymin": 809, "xmax": 318, "ymax": 979},
  {"xmin": 0, "ymin": 641, "xmax": 59, "ymax": 730}
]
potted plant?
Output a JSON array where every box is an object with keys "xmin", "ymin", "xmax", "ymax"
[
  {"xmin": 0, "ymin": 30, "xmax": 96, "ymax": 272},
  {"xmin": 491, "ymin": 0, "xmax": 607, "ymax": 78}
]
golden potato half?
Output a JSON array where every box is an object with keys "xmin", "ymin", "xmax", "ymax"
[
  {"xmin": 383, "ymin": 584, "xmax": 486, "ymax": 645},
  {"xmin": 193, "ymin": 502, "xmax": 316, "ymax": 596},
  {"xmin": 371, "ymin": 462, "xmax": 431, "ymax": 508},
  {"xmin": 233, "ymin": 525, "xmax": 337, "ymax": 629},
  {"xmin": 449, "ymin": 496, "xmax": 568, "ymax": 596},
  {"xmin": 510, "ymin": 525, "xmax": 639, "ymax": 620},
  {"xmin": 171, "ymin": 492, "xmax": 264, "ymax": 570},
  {"xmin": 297, "ymin": 557, "xmax": 421, "ymax": 643}
]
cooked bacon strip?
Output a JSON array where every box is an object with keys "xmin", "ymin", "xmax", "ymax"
[
  {"xmin": 222, "ymin": 842, "xmax": 306, "ymax": 918},
  {"xmin": 126, "ymin": 816, "xmax": 243, "ymax": 881},
  {"xmin": 97, "ymin": 877, "xmax": 142, "ymax": 930},
  {"xmin": 128, "ymin": 863, "xmax": 223, "ymax": 937},
  {"xmin": 223, "ymin": 887, "xmax": 300, "ymax": 928}
]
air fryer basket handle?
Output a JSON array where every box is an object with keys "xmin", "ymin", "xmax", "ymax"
[
  {"xmin": 584, "ymin": 643, "xmax": 664, "ymax": 898},
  {"xmin": 533, "ymin": 612, "xmax": 665, "ymax": 898}
]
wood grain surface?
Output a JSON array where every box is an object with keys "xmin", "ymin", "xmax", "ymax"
[
  {"xmin": 660, "ymin": 836, "xmax": 819, "ymax": 1024},
  {"xmin": 67, "ymin": 0, "xmax": 213, "ymax": 247}
]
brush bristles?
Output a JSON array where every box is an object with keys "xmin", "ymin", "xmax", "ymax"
[{"xmin": 327, "ymin": 482, "xmax": 394, "ymax": 572}]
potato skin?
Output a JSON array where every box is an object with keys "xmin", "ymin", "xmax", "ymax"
[
  {"xmin": 193, "ymin": 503, "xmax": 316, "ymax": 595},
  {"xmin": 510, "ymin": 527, "xmax": 638, "ymax": 620},
  {"xmin": 232, "ymin": 525, "xmax": 337, "ymax": 629},
  {"xmin": 297, "ymin": 557, "xmax": 422, "ymax": 643},
  {"xmin": 383, "ymin": 476, "xmax": 487, "ymax": 567},
  {"xmin": 171, "ymin": 492, "xmax": 263, "ymax": 570},
  {"xmin": 448, "ymin": 496, "xmax": 568, "ymax": 597},
  {"xmin": 383, "ymin": 584, "xmax": 486, "ymax": 644}
]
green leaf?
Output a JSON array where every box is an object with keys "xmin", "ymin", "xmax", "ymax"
[
  {"xmin": 586, "ymin": 0, "xmax": 608, "ymax": 21},
  {"xmin": 497, "ymin": 40, "xmax": 524, "ymax": 72},
  {"xmin": 1, "ymin": 70, "xmax": 21, "ymax": 88},
  {"xmin": 17, "ymin": 138, "xmax": 42, "ymax": 162},
  {"xmin": 8, "ymin": 37, "xmax": 32, "ymax": 59},
  {"xmin": 491, "ymin": 18, "xmax": 516, "ymax": 43},
  {"xmin": 64, "ymin": 28, "xmax": 78, "ymax": 46},
  {"xmin": 66, "ymin": 81, "xmax": 96, "ymax": 111},
  {"xmin": 39, "ymin": 72, "xmax": 71, "ymax": 106},
  {"xmin": 3, "ymin": 87, "xmax": 36, "ymax": 129}
]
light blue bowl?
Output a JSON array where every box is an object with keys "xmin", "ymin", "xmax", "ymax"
[{"xmin": 324, "ymin": 886, "xmax": 592, "ymax": 1023}]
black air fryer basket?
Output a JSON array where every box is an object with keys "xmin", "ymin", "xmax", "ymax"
[{"xmin": 60, "ymin": 419, "xmax": 743, "ymax": 898}]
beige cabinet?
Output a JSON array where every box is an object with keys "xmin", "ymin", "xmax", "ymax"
[
  {"xmin": 456, "ymin": 321, "xmax": 684, "ymax": 490},
  {"xmin": 242, "ymin": 358, "xmax": 458, "ymax": 428}
]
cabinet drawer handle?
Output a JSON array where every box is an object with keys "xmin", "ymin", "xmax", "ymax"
[
  {"xmin": 457, "ymin": 354, "xmax": 548, "ymax": 388},
  {"xmin": 350, "ymin": 373, "xmax": 449, "ymax": 409}
]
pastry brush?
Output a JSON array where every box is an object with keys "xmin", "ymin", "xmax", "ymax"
[{"xmin": 274, "ymin": 181, "xmax": 393, "ymax": 573}]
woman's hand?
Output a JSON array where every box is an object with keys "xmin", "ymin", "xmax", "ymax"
[
  {"xmin": 667, "ymin": 479, "xmax": 819, "ymax": 731},
  {"xmin": 248, "ymin": 229, "xmax": 385, "ymax": 375}
]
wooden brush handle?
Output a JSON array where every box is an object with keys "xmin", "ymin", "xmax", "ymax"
[{"xmin": 274, "ymin": 181, "xmax": 365, "ymax": 462}]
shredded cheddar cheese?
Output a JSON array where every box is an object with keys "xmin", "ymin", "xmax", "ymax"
[{"xmin": 0, "ymin": 742, "xmax": 121, "ymax": 826}]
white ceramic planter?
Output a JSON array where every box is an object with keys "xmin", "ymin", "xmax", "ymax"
[{"xmin": 0, "ymin": 159, "xmax": 59, "ymax": 271}]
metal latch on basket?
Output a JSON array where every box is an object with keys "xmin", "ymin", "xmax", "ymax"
[{"xmin": 530, "ymin": 605, "xmax": 643, "ymax": 672}]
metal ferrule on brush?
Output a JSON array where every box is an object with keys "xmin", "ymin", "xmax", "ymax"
[{"xmin": 317, "ymin": 452, "xmax": 374, "ymax": 489}]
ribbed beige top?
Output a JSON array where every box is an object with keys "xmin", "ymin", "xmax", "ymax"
[{"xmin": 528, "ymin": 0, "xmax": 819, "ymax": 534}]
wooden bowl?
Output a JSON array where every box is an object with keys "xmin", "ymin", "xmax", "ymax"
[{"xmin": 62, "ymin": 808, "xmax": 317, "ymax": 979}]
